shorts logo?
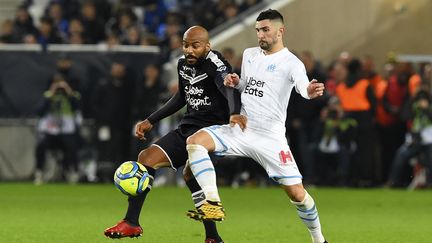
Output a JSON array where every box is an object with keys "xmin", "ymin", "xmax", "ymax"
[{"xmin": 279, "ymin": 150, "xmax": 293, "ymax": 165}]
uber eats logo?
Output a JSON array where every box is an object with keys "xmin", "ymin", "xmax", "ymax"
[{"xmin": 244, "ymin": 77, "xmax": 265, "ymax": 97}]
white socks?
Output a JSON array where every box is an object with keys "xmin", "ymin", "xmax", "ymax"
[
  {"xmin": 291, "ymin": 192, "xmax": 325, "ymax": 243},
  {"xmin": 187, "ymin": 144, "xmax": 220, "ymax": 202}
]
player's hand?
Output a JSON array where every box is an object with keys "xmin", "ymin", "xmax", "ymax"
[
  {"xmin": 224, "ymin": 73, "xmax": 240, "ymax": 87},
  {"xmin": 229, "ymin": 114, "xmax": 247, "ymax": 131},
  {"xmin": 135, "ymin": 119, "xmax": 153, "ymax": 140},
  {"xmin": 307, "ymin": 79, "xmax": 325, "ymax": 99}
]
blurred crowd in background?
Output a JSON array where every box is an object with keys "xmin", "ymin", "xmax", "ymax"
[{"xmin": 1, "ymin": 0, "xmax": 431, "ymax": 189}]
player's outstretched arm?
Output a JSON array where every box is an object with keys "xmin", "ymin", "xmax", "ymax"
[
  {"xmin": 307, "ymin": 79, "xmax": 325, "ymax": 99},
  {"xmin": 135, "ymin": 119, "xmax": 153, "ymax": 140},
  {"xmin": 145, "ymin": 90, "xmax": 186, "ymax": 124}
]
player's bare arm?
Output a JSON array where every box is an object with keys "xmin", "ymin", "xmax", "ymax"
[
  {"xmin": 135, "ymin": 119, "xmax": 153, "ymax": 140},
  {"xmin": 307, "ymin": 79, "xmax": 325, "ymax": 99}
]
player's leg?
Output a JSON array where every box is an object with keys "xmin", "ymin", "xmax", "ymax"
[
  {"xmin": 253, "ymin": 131, "xmax": 327, "ymax": 243},
  {"xmin": 283, "ymin": 183, "xmax": 327, "ymax": 243},
  {"xmin": 104, "ymin": 145, "xmax": 167, "ymax": 238},
  {"xmin": 183, "ymin": 165, "xmax": 224, "ymax": 243},
  {"xmin": 186, "ymin": 125, "xmax": 245, "ymax": 222},
  {"xmin": 186, "ymin": 130, "xmax": 226, "ymax": 221},
  {"xmin": 186, "ymin": 130, "xmax": 220, "ymax": 202},
  {"xmin": 124, "ymin": 146, "xmax": 168, "ymax": 224}
]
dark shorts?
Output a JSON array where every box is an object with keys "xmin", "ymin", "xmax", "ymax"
[{"xmin": 154, "ymin": 124, "xmax": 201, "ymax": 169}]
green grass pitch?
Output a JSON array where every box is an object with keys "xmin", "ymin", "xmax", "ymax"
[{"xmin": 1, "ymin": 183, "xmax": 431, "ymax": 243}]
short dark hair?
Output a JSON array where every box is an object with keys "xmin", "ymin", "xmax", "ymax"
[{"xmin": 256, "ymin": 9, "xmax": 284, "ymax": 23}]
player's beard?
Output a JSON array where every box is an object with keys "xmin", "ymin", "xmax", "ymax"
[
  {"xmin": 259, "ymin": 34, "xmax": 277, "ymax": 51},
  {"xmin": 259, "ymin": 40, "xmax": 271, "ymax": 51},
  {"xmin": 185, "ymin": 50, "xmax": 207, "ymax": 66}
]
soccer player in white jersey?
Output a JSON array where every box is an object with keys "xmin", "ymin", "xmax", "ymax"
[{"xmin": 185, "ymin": 9, "xmax": 328, "ymax": 243}]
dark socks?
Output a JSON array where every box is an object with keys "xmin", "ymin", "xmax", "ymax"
[
  {"xmin": 124, "ymin": 166, "xmax": 155, "ymax": 226},
  {"xmin": 186, "ymin": 178, "xmax": 221, "ymax": 240}
]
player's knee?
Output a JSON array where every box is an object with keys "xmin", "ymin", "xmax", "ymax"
[
  {"xmin": 187, "ymin": 130, "xmax": 210, "ymax": 145},
  {"xmin": 137, "ymin": 149, "xmax": 155, "ymax": 167},
  {"xmin": 186, "ymin": 133, "xmax": 199, "ymax": 145},
  {"xmin": 283, "ymin": 184, "xmax": 306, "ymax": 202},
  {"xmin": 186, "ymin": 131, "xmax": 215, "ymax": 152}
]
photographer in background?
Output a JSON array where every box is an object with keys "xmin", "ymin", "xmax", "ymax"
[
  {"xmin": 386, "ymin": 87, "xmax": 432, "ymax": 188},
  {"xmin": 312, "ymin": 97, "xmax": 357, "ymax": 186},
  {"xmin": 34, "ymin": 74, "xmax": 82, "ymax": 184}
]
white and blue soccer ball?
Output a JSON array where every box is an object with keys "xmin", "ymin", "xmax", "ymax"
[{"xmin": 114, "ymin": 161, "xmax": 150, "ymax": 196}]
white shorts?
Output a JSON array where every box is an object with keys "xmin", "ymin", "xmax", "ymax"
[{"xmin": 202, "ymin": 124, "xmax": 302, "ymax": 185}]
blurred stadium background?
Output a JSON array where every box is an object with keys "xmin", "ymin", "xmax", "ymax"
[{"xmin": 1, "ymin": 0, "xmax": 432, "ymax": 242}]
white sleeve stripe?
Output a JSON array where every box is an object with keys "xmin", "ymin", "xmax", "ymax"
[{"xmin": 207, "ymin": 51, "xmax": 225, "ymax": 68}]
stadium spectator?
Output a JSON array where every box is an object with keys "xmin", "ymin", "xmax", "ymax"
[
  {"xmin": 104, "ymin": 26, "xmax": 239, "ymax": 243},
  {"xmin": 361, "ymin": 55, "xmax": 394, "ymax": 183},
  {"xmin": 221, "ymin": 3, "xmax": 239, "ymax": 24},
  {"xmin": 34, "ymin": 74, "xmax": 82, "ymax": 185},
  {"xmin": 130, "ymin": 63, "xmax": 167, "ymax": 156},
  {"xmin": 12, "ymin": 5, "xmax": 38, "ymax": 43},
  {"xmin": 312, "ymin": 97, "xmax": 357, "ymax": 186},
  {"xmin": 336, "ymin": 59, "xmax": 378, "ymax": 186},
  {"xmin": 22, "ymin": 33, "xmax": 38, "ymax": 44},
  {"xmin": 55, "ymin": 53, "xmax": 81, "ymax": 92},
  {"xmin": 92, "ymin": 62, "xmax": 134, "ymax": 178},
  {"xmin": 68, "ymin": 31, "xmax": 85, "ymax": 44},
  {"xmin": 67, "ymin": 18, "xmax": 86, "ymax": 43},
  {"xmin": 10, "ymin": 0, "xmax": 258, "ymax": 47},
  {"xmin": 142, "ymin": 0, "xmax": 168, "ymax": 35},
  {"xmin": 386, "ymin": 89, "xmax": 432, "ymax": 187},
  {"xmin": 160, "ymin": 33, "xmax": 183, "ymax": 86},
  {"xmin": 79, "ymin": 1, "xmax": 105, "ymax": 44},
  {"xmin": 36, "ymin": 16, "xmax": 63, "ymax": 45},
  {"xmin": 0, "ymin": 19, "xmax": 19, "ymax": 43},
  {"xmin": 324, "ymin": 61, "xmax": 338, "ymax": 96},
  {"xmin": 186, "ymin": 10, "xmax": 328, "ymax": 243},
  {"xmin": 105, "ymin": 32, "xmax": 120, "ymax": 47},
  {"xmin": 379, "ymin": 61, "xmax": 417, "ymax": 184},
  {"xmin": 121, "ymin": 25, "xmax": 141, "ymax": 45},
  {"xmin": 53, "ymin": 0, "xmax": 81, "ymax": 21},
  {"xmin": 107, "ymin": 7, "xmax": 138, "ymax": 43},
  {"xmin": 46, "ymin": 2, "xmax": 69, "ymax": 40}
]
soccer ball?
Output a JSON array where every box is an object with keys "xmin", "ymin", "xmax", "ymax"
[{"xmin": 114, "ymin": 161, "xmax": 150, "ymax": 196}]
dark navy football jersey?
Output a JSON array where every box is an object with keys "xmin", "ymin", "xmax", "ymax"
[
  {"xmin": 177, "ymin": 50, "xmax": 237, "ymax": 127},
  {"xmin": 147, "ymin": 50, "xmax": 241, "ymax": 128}
]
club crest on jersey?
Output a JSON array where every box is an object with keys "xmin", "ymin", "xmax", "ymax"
[
  {"xmin": 279, "ymin": 150, "xmax": 294, "ymax": 166},
  {"xmin": 266, "ymin": 64, "xmax": 276, "ymax": 72}
]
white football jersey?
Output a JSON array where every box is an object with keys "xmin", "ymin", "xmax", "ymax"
[{"xmin": 237, "ymin": 47, "xmax": 310, "ymax": 134}]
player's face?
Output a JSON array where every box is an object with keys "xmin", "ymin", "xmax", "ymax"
[
  {"xmin": 255, "ymin": 19, "xmax": 282, "ymax": 51},
  {"xmin": 182, "ymin": 39, "xmax": 209, "ymax": 65}
]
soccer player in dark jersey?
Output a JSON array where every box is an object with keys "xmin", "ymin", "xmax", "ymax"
[{"xmin": 104, "ymin": 26, "xmax": 245, "ymax": 243}]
